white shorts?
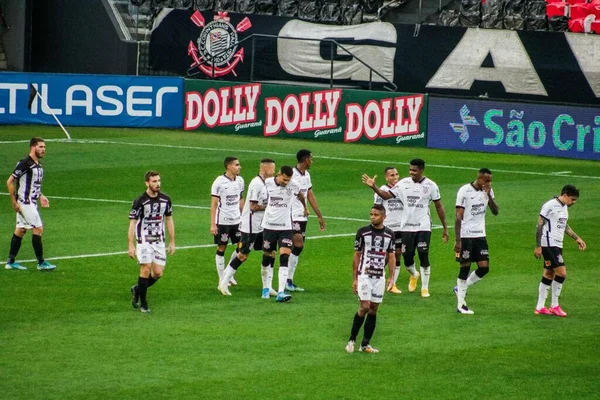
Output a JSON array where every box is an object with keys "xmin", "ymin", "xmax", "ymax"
[
  {"xmin": 16, "ymin": 203, "xmax": 42, "ymax": 229},
  {"xmin": 136, "ymin": 242, "xmax": 167, "ymax": 266},
  {"xmin": 357, "ymin": 274, "xmax": 385, "ymax": 304}
]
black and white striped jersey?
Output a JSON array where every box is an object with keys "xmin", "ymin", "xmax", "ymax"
[
  {"xmin": 354, "ymin": 225, "xmax": 395, "ymax": 277},
  {"xmin": 129, "ymin": 192, "xmax": 173, "ymax": 244},
  {"xmin": 11, "ymin": 156, "xmax": 43, "ymax": 204}
]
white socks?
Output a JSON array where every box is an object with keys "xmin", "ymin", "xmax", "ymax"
[
  {"xmin": 537, "ymin": 281, "xmax": 551, "ymax": 309},
  {"xmin": 392, "ymin": 265, "xmax": 401, "ymax": 285},
  {"xmin": 456, "ymin": 279, "xmax": 468, "ymax": 307},
  {"xmin": 215, "ymin": 254, "xmax": 225, "ymax": 281},
  {"xmin": 420, "ymin": 266, "xmax": 430, "ymax": 290},
  {"xmin": 221, "ymin": 266, "xmax": 236, "ymax": 287},
  {"xmin": 466, "ymin": 271, "xmax": 482, "ymax": 287},
  {"xmin": 288, "ymin": 254, "xmax": 298, "ymax": 282},
  {"xmin": 278, "ymin": 267, "xmax": 288, "ymax": 293},
  {"xmin": 405, "ymin": 263, "xmax": 418, "ymax": 277},
  {"xmin": 551, "ymin": 280, "xmax": 563, "ymax": 308}
]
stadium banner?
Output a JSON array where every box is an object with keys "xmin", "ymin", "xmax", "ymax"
[
  {"xmin": 184, "ymin": 79, "xmax": 427, "ymax": 146},
  {"xmin": 0, "ymin": 72, "xmax": 183, "ymax": 128},
  {"xmin": 427, "ymin": 96, "xmax": 600, "ymax": 160},
  {"xmin": 150, "ymin": 9, "xmax": 600, "ymax": 105}
]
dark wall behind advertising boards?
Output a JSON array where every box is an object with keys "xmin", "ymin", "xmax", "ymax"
[{"xmin": 427, "ymin": 97, "xmax": 600, "ymax": 161}]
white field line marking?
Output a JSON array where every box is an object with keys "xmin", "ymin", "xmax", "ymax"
[
  {"xmin": 0, "ymin": 193, "xmax": 366, "ymax": 222},
  {"xmin": 27, "ymin": 138, "xmax": 600, "ymax": 180},
  {"xmin": 0, "ymin": 228, "xmax": 448, "ymax": 265}
]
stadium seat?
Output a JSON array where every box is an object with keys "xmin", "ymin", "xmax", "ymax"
[
  {"xmin": 569, "ymin": 3, "xmax": 594, "ymax": 19},
  {"xmin": 546, "ymin": 2, "xmax": 569, "ymax": 18},
  {"xmin": 591, "ymin": 19, "xmax": 600, "ymax": 31},
  {"xmin": 568, "ymin": 14, "xmax": 595, "ymax": 31},
  {"xmin": 566, "ymin": 0, "xmax": 587, "ymax": 5}
]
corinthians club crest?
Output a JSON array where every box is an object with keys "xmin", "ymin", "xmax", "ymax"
[{"xmin": 187, "ymin": 11, "xmax": 252, "ymax": 78}]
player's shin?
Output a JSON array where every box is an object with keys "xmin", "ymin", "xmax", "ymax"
[
  {"xmin": 350, "ymin": 312, "xmax": 366, "ymax": 341},
  {"xmin": 32, "ymin": 234, "xmax": 44, "ymax": 263},
  {"xmin": 537, "ymin": 277, "xmax": 552, "ymax": 309},
  {"xmin": 138, "ymin": 277, "xmax": 149, "ymax": 308},
  {"xmin": 420, "ymin": 266, "xmax": 431, "ymax": 289},
  {"xmin": 466, "ymin": 267, "xmax": 488, "ymax": 287},
  {"xmin": 550, "ymin": 276, "xmax": 565, "ymax": 307},
  {"xmin": 215, "ymin": 250, "xmax": 225, "ymax": 280},
  {"xmin": 362, "ymin": 313, "xmax": 377, "ymax": 346},
  {"xmin": 8, "ymin": 234, "xmax": 23, "ymax": 263},
  {"xmin": 278, "ymin": 254, "xmax": 290, "ymax": 293}
]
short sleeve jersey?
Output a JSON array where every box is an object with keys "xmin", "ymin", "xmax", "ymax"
[
  {"xmin": 129, "ymin": 192, "xmax": 173, "ymax": 244},
  {"xmin": 374, "ymin": 184, "xmax": 403, "ymax": 231},
  {"xmin": 291, "ymin": 167, "xmax": 312, "ymax": 222},
  {"xmin": 456, "ymin": 183, "xmax": 495, "ymax": 238},
  {"xmin": 539, "ymin": 198, "xmax": 569, "ymax": 248},
  {"xmin": 391, "ymin": 177, "xmax": 440, "ymax": 232},
  {"xmin": 211, "ymin": 174, "xmax": 245, "ymax": 225},
  {"xmin": 354, "ymin": 225, "xmax": 395, "ymax": 277},
  {"xmin": 12, "ymin": 156, "xmax": 43, "ymax": 204},
  {"xmin": 239, "ymin": 175, "xmax": 268, "ymax": 234},
  {"xmin": 261, "ymin": 177, "xmax": 300, "ymax": 231}
]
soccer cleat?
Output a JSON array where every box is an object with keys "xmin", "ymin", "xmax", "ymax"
[
  {"xmin": 140, "ymin": 306, "xmax": 151, "ymax": 313},
  {"xmin": 5, "ymin": 262, "xmax": 27, "ymax": 270},
  {"xmin": 550, "ymin": 305, "xmax": 567, "ymax": 317},
  {"xmin": 421, "ymin": 288, "xmax": 430, "ymax": 298},
  {"xmin": 131, "ymin": 285, "xmax": 140, "ymax": 309},
  {"xmin": 217, "ymin": 284, "xmax": 232, "ymax": 296},
  {"xmin": 457, "ymin": 304, "xmax": 474, "ymax": 314},
  {"xmin": 534, "ymin": 307, "xmax": 552, "ymax": 315},
  {"xmin": 387, "ymin": 284, "xmax": 402, "ymax": 294},
  {"xmin": 261, "ymin": 288, "xmax": 270, "ymax": 299},
  {"xmin": 408, "ymin": 273, "xmax": 420, "ymax": 292},
  {"xmin": 345, "ymin": 340, "xmax": 355, "ymax": 353},
  {"xmin": 37, "ymin": 261, "xmax": 56, "ymax": 271},
  {"xmin": 229, "ymin": 276, "xmax": 238, "ymax": 286},
  {"xmin": 359, "ymin": 344, "xmax": 379, "ymax": 353},
  {"xmin": 275, "ymin": 291, "xmax": 292, "ymax": 302},
  {"xmin": 286, "ymin": 282, "xmax": 305, "ymax": 292},
  {"xmin": 269, "ymin": 288, "xmax": 278, "ymax": 297}
]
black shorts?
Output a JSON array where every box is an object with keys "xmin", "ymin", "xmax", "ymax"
[
  {"xmin": 542, "ymin": 247, "xmax": 565, "ymax": 269},
  {"xmin": 214, "ymin": 224, "xmax": 241, "ymax": 245},
  {"xmin": 238, "ymin": 231, "xmax": 263, "ymax": 254},
  {"xmin": 262, "ymin": 229, "xmax": 293, "ymax": 252},
  {"xmin": 456, "ymin": 237, "xmax": 489, "ymax": 263},
  {"xmin": 401, "ymin": 231, "xmax": 431, "ymax": 254},
  {"xmin": 393, "ymin": 231, "xmax": 402, "ymax": 247},
  {"xmin": 292, "ymin": 220, "xmax": 308, "ymax": 239}
]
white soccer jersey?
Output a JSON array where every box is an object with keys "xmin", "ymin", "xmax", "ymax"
[
  {"xmin": 456, "ymin": 183, "xmax": 495, "ymax": 238},
  {"xmin": 291, "ymin": 167, "xmax": 312, "ymax": 222},
  {"xmin": 239, "ymin": 175, "xmax": 268, "ymax": 234},
  {"xmin": 391, "ymin": 177, "xmax": 440, "ymax": 232},
  {"xmin": 211, "ymin": 174, "xmax": 245, "ymax": 225},
  {"xmin": 374, "ymin": 185, "xmax": 403, "ymax": 231},
  {"xmin": 12, "ymin": 156, "xmax": 43, "ymax": 204},
  {"xmin": 261, "ymin": 177, "xmax": 300, "ymax": 231},
  {"xmin": 539, "ymin": 198, "xmax": 569, "ymax": 248}
]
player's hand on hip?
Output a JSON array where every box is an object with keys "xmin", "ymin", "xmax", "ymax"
[
  {"xmin": 40, "ymin": 195, "xmax": 49, "ymax": 208},
  {"xmin": 534, "ymin": 246, "xmax": 542, "ymax": 259},
  {"xmin": 361, "ymin": 174, "xmax": 377, "ymax": 188}
]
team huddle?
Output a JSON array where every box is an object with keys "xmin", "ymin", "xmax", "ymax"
[{"xmin": 5, "ymin": 139, "xmax": 587, "ymax": 353}]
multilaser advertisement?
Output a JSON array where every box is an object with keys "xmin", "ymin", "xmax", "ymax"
[
  {"xmin": 428, "ymin": 97, "xmax": 600, "ymax": 160},
  {"xmin": 184, "ymin": 80, "xmax": 427, "ymax": 147}
]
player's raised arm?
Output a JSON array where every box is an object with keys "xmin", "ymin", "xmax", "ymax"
[{"xmin": 362, "ymin": 174, "xmax": 393, "ymax": 200}]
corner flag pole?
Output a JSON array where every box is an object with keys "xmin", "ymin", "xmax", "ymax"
[{"xmin": 28, "ymin": 84, "xmax": 72, "ymax": 141}]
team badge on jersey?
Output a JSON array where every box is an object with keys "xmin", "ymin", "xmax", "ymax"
[
  {"xmin": 462, "ymin": 250, "xmax": 470, "ymax": 259},
  {"xmin": 221, "ymin": 233, "xmax": 229, "ymax": 242},
  {"xmin": 263, "ymin": 240, "xmax": 271, "ymax": 250}
]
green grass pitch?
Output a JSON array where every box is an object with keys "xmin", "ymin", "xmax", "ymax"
[{"xmin": 0, "ymin": 125, "xmax": 598, "ymax": 399}]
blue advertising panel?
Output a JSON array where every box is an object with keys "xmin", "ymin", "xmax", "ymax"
[
  {"xmin": 0, "ymin": 72, "xmax": 183, "ymax": 128},
  {"xmin": 427, "ymin": 97, "xmax": 600, "ymax": 161}
]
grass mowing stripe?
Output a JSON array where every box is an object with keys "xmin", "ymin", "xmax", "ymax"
[{"xmin": 10, "ymin": 138, "xmax": 597, "ymax": 180}]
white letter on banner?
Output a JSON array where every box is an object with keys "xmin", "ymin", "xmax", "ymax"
[
  {"xmin": 155, "ymin": 86, "xmax": 179, "ymax": 117},
  {"xmin": 276, "ymin": 20, "xmax": 396, "ymax": 83},
  {"xmin": 127, "ymin": 86, "xmax": 153, "ymax": 117},
  {"xmin": 96, "ymin": 86, "xmax": 124, "ymax": 116},
  {"xmin": 0, "ymin": 83, "xmax": 28, "ymax": 114},
  {"xmin": 265, "ymin": 98, "xmax": 282, "ymax": 136},
  {"xmin": 565, "ymin": 32, "xmax": 600, "ymax": 98},
  {"xmin": 345, "ymin": 103, "xmax": 363, "ymax": 142},
  {"xmin": 427, "ymin": 29, "xmax": 547, "ymax": 96},
  {"xmin": 184, "ymin": 92, "xmax": 202, "ymax": 130},
  {"xmin": 66, "ymin": 85, "xmax": 93, "ymax": 116}
]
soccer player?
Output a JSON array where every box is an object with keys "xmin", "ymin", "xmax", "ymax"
[
  {"xmin": 218, "ymin": 159, "xmax": 276, "ymax": 297},
  {"xmin": 453, "ymin": 168, "xmax": 499, "ymax": 315},
  {"xmin": 128, "ymin": 171, "xmax": 176, "ymax": 313},
  {"xmin": 362, "ymin": 158, "xmax": 448, "ymax": 297},
  {"xmin": 345, "ymin": 204, "xmax": 396, "ymax": 354},
  {"xmin": 287, "ymin": 149, "xmax": 326, "ymax": 292},
  {"xmin": 210, "ymin": 157, "xmax": 244, "ymax": 287},
  {"xmin": 534, "ymin": 185, "xmax": 586, "ymax": 317},
  {"xmin": 373, "ymin": 166, "xmax": 403, "ymax": 294},
  {"xmin": 5, "ymin": 137, "xmax": 56, "ymax": 271},
  {"xmin": 261, "ymin": 166, "xmax": 307, "ymax": 302}
]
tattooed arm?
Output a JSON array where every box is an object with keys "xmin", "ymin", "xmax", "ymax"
[
  {"xmin": 534, "ymin": 217, "xmax": 546, "ymax": 259},
  {"xmin": 566, "ymin": 224, "xmax": 587, "ymax": 250}
]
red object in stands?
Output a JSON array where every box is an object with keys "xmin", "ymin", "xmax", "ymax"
[
  {"xmin": 569, "ymin": 3, "xmax": 595, "ymax": 19},
  {"xmin": 590, "ymin": 20, "xmax": 600, "ymax": 32},
  {"xmin": 569, "ymin": 15, "xmax": 596, "ymax": 32},
  {"xmin": 566, "ymin": 0, "xmax": 586, "ymax": 5},
  {"xmin": 547, "ymin": 2, "xmax": 569, "ymax": 17}
]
